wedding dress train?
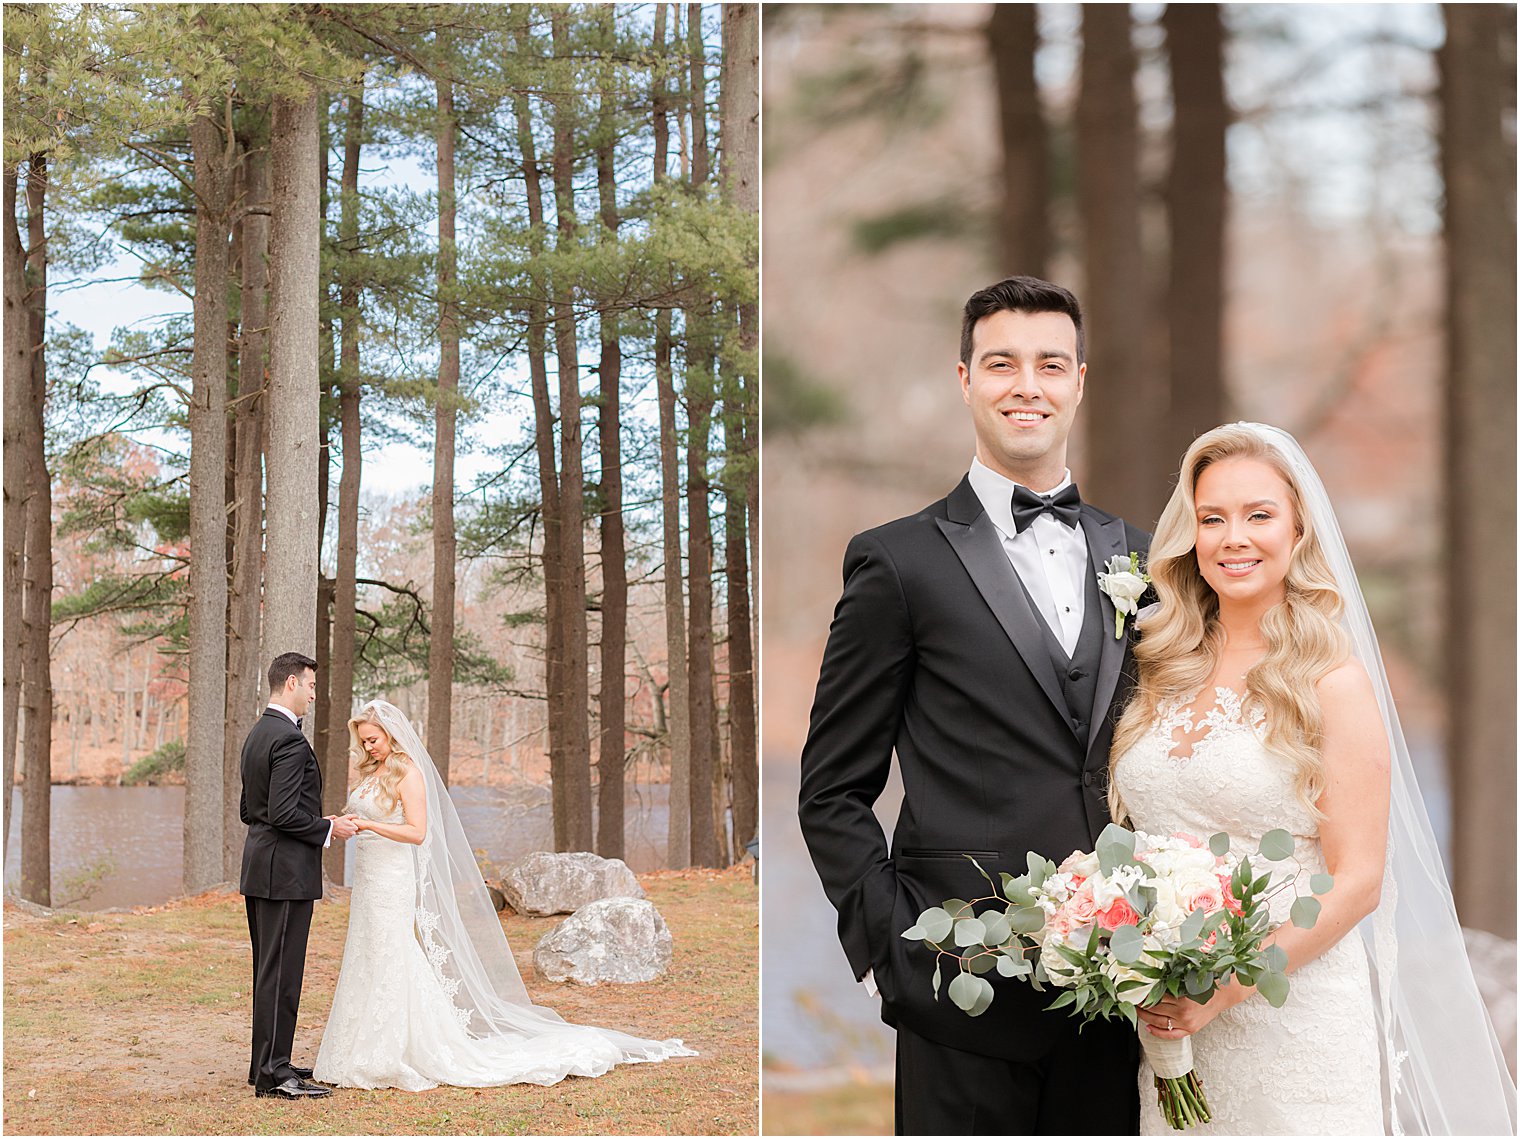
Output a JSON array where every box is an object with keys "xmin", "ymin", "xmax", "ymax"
[{"xmin": 314, "ymin": 703, "xmax": 694, "ymax": 1091}]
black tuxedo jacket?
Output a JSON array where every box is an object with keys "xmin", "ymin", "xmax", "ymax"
[
  {"xmin": 798, "ymin": 475, "xmax": 1151, "ymax": 1061},
  {"xmin": 239, "ymin": 708, "xmax": 329, "ymax": 901}
]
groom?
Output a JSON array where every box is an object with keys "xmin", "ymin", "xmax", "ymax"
[
  {"xmin": 239, "ymin": 651, "xmax": 358, "ymax": 1099},
  {"xmin": 799, "ymin": 277, "xmax": 1148, "ymax": 1134}
]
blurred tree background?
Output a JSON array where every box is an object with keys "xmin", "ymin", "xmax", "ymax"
[
  {"xmin": 3, "ymin": 3, "xmax": 759, "ymax": 913},
  {"xmin": 760, "ymin": 4, "xmax": 1514, "ymax": 1130}
]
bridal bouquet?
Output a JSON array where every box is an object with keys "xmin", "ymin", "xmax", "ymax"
[{"xmin": 900, "ymin": 824, "xmax": 1330, "ymax": 1130}]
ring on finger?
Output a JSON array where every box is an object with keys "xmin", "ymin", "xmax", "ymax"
[{"xmin": 1166, "ymin": 1017, "xmax": 1173, "ymax": 1031}]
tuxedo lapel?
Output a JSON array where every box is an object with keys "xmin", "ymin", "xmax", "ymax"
[
  {"xmin": 937, "ymin": 478, "xmax": 1068, "ymax": 720},
  {"xmin": 1082, "ymin": 505, "xmax": 1129, "ymax": 767}
]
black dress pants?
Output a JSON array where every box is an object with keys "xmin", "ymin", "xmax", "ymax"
[
  {"xmin": 245, "ymin": 895, "xmax": 314, "ymax": 1091},
  {"xmin": 894, "ymin": 1018, "xmax": 1140, "ymax": 1136}
]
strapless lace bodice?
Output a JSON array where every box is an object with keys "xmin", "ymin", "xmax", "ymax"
[{"xmin": 1112, "ymin": 686, "xmax": 1383, "ymax": 1135}]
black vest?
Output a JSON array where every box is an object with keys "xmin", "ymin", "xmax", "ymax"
[{"xmin": 1016, "ymin": 555, "xmax": 1105, "ymax": 745}]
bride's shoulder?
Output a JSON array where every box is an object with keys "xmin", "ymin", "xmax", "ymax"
[{"xmin": 1316, "ymin": 657, "xmax": 1377, "ymax": 718}]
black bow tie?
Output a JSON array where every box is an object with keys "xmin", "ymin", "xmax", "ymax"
[
  {"xmin": 295, "ymin": 718, "xmax": 304, "ymax": 730},
  {"xmin": 1011, "ymin": 483, "xmax": 1082, "ymax": 533}
]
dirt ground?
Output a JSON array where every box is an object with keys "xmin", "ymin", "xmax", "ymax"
[{"xmin": 3, "ymin": 866, "xmax": 756, "ymax": 1135}]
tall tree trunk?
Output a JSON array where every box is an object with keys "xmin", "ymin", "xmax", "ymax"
[
  {"xmin": 19, "ymin": 151, "xmax": 51, "ymax": 905},
  {"xmin": 510, "ymin": 66, "xmax": 566, "ymax": 847},
  {"xmin": 551, "ymin": 9, "xmax": 593, "ymax": 851},
  {"xmin": 1440, "ymin": 3, "xmax": 1517, "ymax": 938},
  {"xmin": 988, "ymin": 3, "xmax": 1049, "ymax": 277},
  {"xmin": 3, "ymin": 167, "xmax": 30, "ymax": 857},
  {"xmin": 314, "ymin": 108, "xmax": 334, "ymax": 777},
  {"xmin": 264, "ymin": 92, "xmax": 322, "ymax": 692},
  {"xmin": 185, "ymin": 111, "xmax": 231, "ymax": 894},
  {"xmin": 1163, "ymin": 3, "xmax": 1228, "ymax": 464},
  {"xmin": 685, "ymin": 3, "xmax": 721, "ymax": 867},
  {"xmin": 654, "ymin": 2, "xmax": 692, "ymax": 869},
  {"xmin": 719, "ymin": 2, "xmax": 759, "ymax": 855},
  {"xmin": 226, "ymin": 121, "xmax": 270, "ymax": 881},
  {"xmin": 327, "ymin": 85, "xmax": 364, "ymax": 884},
  {"xmin": 595, "ymin": 8, "xmax": 627, "ymax": 860},
  {"xmin": 1076, "ymin": 6, "xmax": 1165, "ymax": 529},
  {"xmin": 430, "ymin": 69, "xmax": 459, "ymax": 787}
]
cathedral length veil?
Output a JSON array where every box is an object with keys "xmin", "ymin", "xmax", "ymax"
[
  {"xmin": 360, "ymin": 699, "xmax": 695, "ymax": 1063},
  {"xmin": 1237, "ymin": 424, "xmax": 1514, "ymax": 1135}
]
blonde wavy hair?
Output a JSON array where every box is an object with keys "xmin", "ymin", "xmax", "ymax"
[
  {"xmin": 349, "ymin": 707, "xmax": 412, "ymax": 813},
  {"xmin": 1109, "ymin": 424, "xmax": 1349, "ymax": 821}
]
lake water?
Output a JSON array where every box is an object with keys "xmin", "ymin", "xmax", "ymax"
[{"xmin": 4, "ymin": 782, "xmax": 670, "ymax": 912}]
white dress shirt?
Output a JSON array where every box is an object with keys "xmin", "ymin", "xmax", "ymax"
[
  {"xmin": 860, "ymin": 461, "xmax": 1090, "ymax": 997},
  {"xmin": 967, "ymin": 457, "xmax": 1088, "ymax": 655},
  {"xmin": 266, "ymin": 702, "xmax": 332, "ymax": 848}
]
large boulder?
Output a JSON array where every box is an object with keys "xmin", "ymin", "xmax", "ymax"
[
  {"xmin": 532, "ymin": 897, "xmax": 673, "ymax": 984},
  {"xmin": 499, "ymin": 851, "xmax": 645, "ymax": 917}
]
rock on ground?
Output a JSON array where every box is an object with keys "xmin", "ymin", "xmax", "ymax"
[
  {"xmin": 499, "ymin": 851, "xmax": 645, "ymax": 917},
  {"xmin": 532, "ymin": 897, "xmax": 673, "ymax": 984}
]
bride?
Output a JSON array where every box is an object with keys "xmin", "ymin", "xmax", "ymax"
[
  {"xmin": 313, "ymin": 699, "xmax": 695, "ymax": 1090},
  {"xmin": 1108, "ymin": 423, "xmax": 1513, "ymax": 1135}
]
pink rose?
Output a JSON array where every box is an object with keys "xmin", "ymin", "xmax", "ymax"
[
  {"xmin": 1095, "ymin": 896, "xmax": 1140, "ymax": 931},
  {"xmin": 1046, "ymin": 910, "xmax": 1073, "ymax": 938},
  {"xmin": 1184, "ymin": 882, "xmax": 1224, "ymax": 914},
  {"xmin": 1217, "ymin": 871, "xmax": 1244, "ymax": 916},
  {"xmin": 1058, "ymin": 850, "xmax": 1087, "ymax": 873},
  {"xmin": 1066, "ymin": 881, "xmax": 1099, "ymax": 926},
  {"xmin": 1172, "ymin": 831, "xmax": 1204, "ymax": 849}
]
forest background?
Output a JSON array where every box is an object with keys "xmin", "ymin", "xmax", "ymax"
[
  {"xmin": 759, "ymin": 3, "xmax": 1515, "ymax": 1131},
  {"xmin": 3, "ymin": 1, "xmax": 760, "ymax": 909}
]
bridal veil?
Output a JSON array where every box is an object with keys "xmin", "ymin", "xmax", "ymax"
[{"xmin": 1238, "ymin": 423, "xmax": 1514, "ymax": 1135}]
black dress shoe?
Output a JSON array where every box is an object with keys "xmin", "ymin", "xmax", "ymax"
[
  {"xmin": 255, "ymin": 1076, "xmax": 332, "ymax": 1099},
  {"xmin": 247, "ymin": 1065, "xmax": 315, "ymax": 1086}
]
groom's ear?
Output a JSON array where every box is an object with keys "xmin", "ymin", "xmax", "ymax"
[
  {"xmin": 957, "ymin": 359, "xmax": 971, "ymax": 405},
  {"xmin": 1076, "ymin": 361, "xmax": 1087, "ymax": 402}
]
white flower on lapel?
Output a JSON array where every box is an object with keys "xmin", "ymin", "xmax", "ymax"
[{"xmin": 1097, "ymin": 552, "xmax": 1150, "ymax": 639}]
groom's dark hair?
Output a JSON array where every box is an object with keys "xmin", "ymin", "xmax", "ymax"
[
  {"xmin": 268, "ymin": 651, "xmax": 318, "ymax": 695},
  {"xmin": 960, "ymin": 276, "xmax": 1085, "ymax": 367}
]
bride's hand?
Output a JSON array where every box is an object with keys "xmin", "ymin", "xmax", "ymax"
[{"xmin": 1138, "ymin": 982, "xmax": 1247, "ymax": 1039}]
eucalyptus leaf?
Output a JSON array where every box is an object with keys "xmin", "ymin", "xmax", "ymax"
[
  {"xmin": 998, "ymin": 953, "xmax": 1032, "ymax": 978},
  {"xmin": 1184, "ymin": 969, "xmax": 1212, "ymax": 996},
  {"xmin": 1310, "ymin": 872, "xmax": 1334, "ymax": 895},
  {"xmin": 948, "ymin": 970, "xmax": 994, "ymax": 1016},
  {"xmin": 967, "ymin": 855, "xmax": 994, "ymax": 887},
  {"xmin": 1179, "ymin": 908, "xmax": 1207, "ymax": 943},
  {"xmin": 916, "ymin": 907, "xmax": 954, "ymax": 943},
  {"xmin": 981, "ymin": 911, "xmax": 1012, "ymax": 946},
  {"xmin": 901, "ymin": 924, "xmax": 927, "ymax": 941},
  {"xmin": 1290, "ymin": 896, "xmax": 1322, "ymax": 929},
  {"xmin": 954, "ymin": 917, "xmax": 988, "ymax": 947},
  {"xmin": 1209, "ymin": 832, "xmax": 1231, "ymax": 857},
  {"xmin": 942, "ymin": 898, "xmax": 971, "ymax": 919},
  {"xmin": 1257, "ymin": 969, "xmax": 1290, "ymax": 1008},
  {"xmin": 1263, "ymin": 944, "xmax": 1289, "ymax": 973},
  {"xmin": 1258, "ymin": 828, "xmax": 1295, "ymax": 861},
  {"xmin": 1004, "ymin": 874, "xmax": 1035, "ymax": 906},
  {"xmin": 931, "ymin": 959, "xmax": 942, "ymax": 1001},
  {"xmin": 968, "ymin": 950, "xmax": 999, "ymax": 975},
  {"xmin": 1010, "ymin": 906, "xmax": 1046, "ymax": 936},
  {"xmin": 1109, "ymin": 923, "xmax": 1144, "ymax": 965},
  {"xmin": 1026, "ymin": 851, "xmax": 1051, "ymax": 889}
]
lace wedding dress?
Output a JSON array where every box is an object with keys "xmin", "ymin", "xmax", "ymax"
[
  {"xmin": 1112, "ymin": 684, "xmax": 1384, "ymax": 1136},
  {"xmin": 314, "ymin": 762, "xmax": 694, "ymax": 1090}
]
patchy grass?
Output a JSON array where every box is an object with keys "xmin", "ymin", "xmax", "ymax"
[
  {"xmin": 761, "ymin": 1079, "xmax": 893, "ymax": 1135},
  {"xmin": 4, "ymin": 866, "xmax": 756, "ymax": 1135}
]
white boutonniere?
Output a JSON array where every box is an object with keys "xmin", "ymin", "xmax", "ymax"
[{"xmin": 1097, "ymin": 552, "xmax": 1151, "ymax": 639}]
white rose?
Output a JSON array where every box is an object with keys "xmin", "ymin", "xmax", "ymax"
[
  {"xmin": 1041, "ymin": 928, "xmax": 1087, "ymax": 988},
  {"xmin": 1059, "ymin": 849, "xmax": 1101, "ymax": 879},
  {"xmin": 1098, "ymin": 556, "xmax": 1148, "ymax": 614}
]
